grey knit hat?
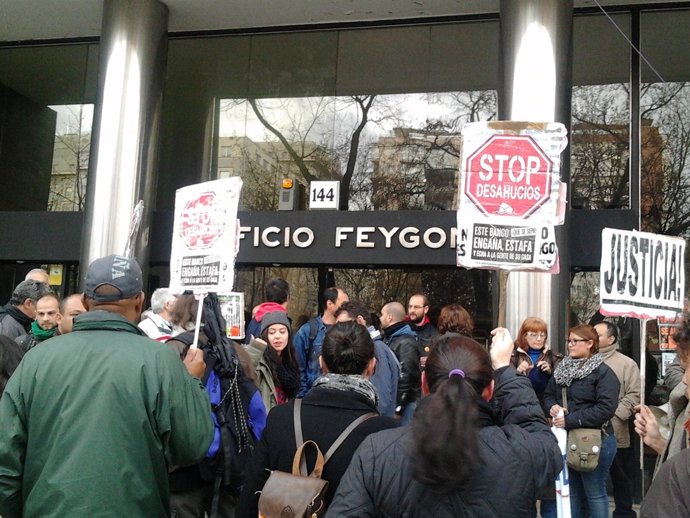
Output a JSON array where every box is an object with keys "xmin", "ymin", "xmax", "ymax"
[{"xmin": 260, "ymin": 311, "xmax": 291, "ymax": 335}]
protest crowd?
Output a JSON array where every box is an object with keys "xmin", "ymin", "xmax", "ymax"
[{"xmin": 0, "ymin": 261, "xmax": 688, "ymax": 518}]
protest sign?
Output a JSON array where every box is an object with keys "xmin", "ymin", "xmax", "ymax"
[
  {"xmin": 459, "ymin": 121, "xmax": 567, "ymax": 225},
  {"xmin": 599, "ymin": 228, "xmax": 685, "ymax": 319},
  {"xmin": 169, "ymin": 177, "xmax": 243, "ymax": 295},
  {"xmin": 456, "ymin": 122, "xmax": 567, "ymax": 272},
  {"xmin": 456, "ymin": 216, "xmax": 558, "ymax": 272}
]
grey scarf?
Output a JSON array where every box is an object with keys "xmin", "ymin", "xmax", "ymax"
[
  {"xmin": 553, "ymin": 353, "xmax": 604, "ymax": 387},
  {"xmin": 312, "ymin": 373, "xmax": 378, "ymax": 408}
]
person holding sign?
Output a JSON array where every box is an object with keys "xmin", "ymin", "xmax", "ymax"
[
  {"xmin": 246, "ymin": 311, "xmax": 300, "ymax": 412},
  {"xmin": 544, "ymin": 324, "xmax": 620, "ymax": 518},
  {"xmin": 635, "ymin": 315, "xmax": 690, "ymax": 469},
  {"xmin": 0, "ymin": 255, "xmax": 214, "ymax": 518},
  {"xmin": 637, "ymin": 314, "xmax": 690, "ymax": 517}
]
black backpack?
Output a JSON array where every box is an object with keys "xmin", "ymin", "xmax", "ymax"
[{"xmin": 170, "ymin": 294, "xmax": 260, "ymax": 508}]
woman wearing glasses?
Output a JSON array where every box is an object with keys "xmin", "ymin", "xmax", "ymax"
[
  {"xmin": 511, "ymin": 317, "xmax": 562, "ymax": 401},
  {"xmin": 512, "ymin": 317, "xmax": 563, "ymax": 518},
  {"xmin": 543, "ymin": 324, "xmax": 620, "ymax": 518}
]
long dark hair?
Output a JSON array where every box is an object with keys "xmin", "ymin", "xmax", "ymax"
[
  {"xmin": 412, "ymin": 333, "xmax": 493, "ymax": 493},
  {"xmin": 260, "ymin": 323, "xmax": 299, "ymax": 398}
]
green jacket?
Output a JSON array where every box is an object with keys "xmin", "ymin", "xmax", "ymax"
[
  {"xmin": 246, "ymin": 338, "xmax": 279, "ymax": 412},
  {"xmin": 0, "ymin": 311, "xmax": 214, "ymax": 518}
]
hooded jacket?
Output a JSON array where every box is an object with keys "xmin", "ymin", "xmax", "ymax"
[{"xmin": 0, "ymin": 311, "xmax": 214, "ymax": 518}]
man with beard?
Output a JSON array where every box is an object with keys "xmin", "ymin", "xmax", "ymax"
[{"xmin": 408, "ymin": 293, "xmax": 438, "ymax": 366}]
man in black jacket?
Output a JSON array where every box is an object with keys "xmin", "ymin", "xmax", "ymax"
[
  {"xmin": 408, "ymin": 293, "xmax": 438, "ymax": 363},
  {"xmin": 236, "ymin": 322, "xmax": 397, "ymax": 517},
  {"xmin": 0, "ymin": 280, "xmax": 52, "ymax": 340},
  {"xmin": 380, "ymin": 301, "xmax": 420, "ymax": 425}
]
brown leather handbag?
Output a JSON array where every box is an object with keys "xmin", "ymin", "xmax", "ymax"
[{"xmin": 258, "ymin": 399, "xmax": 375, "ymax": 518}]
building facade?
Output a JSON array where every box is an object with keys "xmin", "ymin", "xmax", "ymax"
[{"xmin": 1, "ymin": 1, "xmax": 689, "ymax": 358}]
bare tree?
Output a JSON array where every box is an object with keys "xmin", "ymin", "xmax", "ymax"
[
  {"xmin": 49, "ymin": 105, "xmax": 90, "ymax": 211},
  {"xmin": 571, "ymin": 82, "xmax": 690, "ymax": 236}
]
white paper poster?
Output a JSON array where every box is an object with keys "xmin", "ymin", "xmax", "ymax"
[
  {"xmin": 456, "ymin": 121, "xmax": 567, "ymax": 271},
  {"xmin": 599, "ymin": 227, "xmax": 685, "ymax": 319},
  {"xmin": 456, "ymin": 215, "xmax": 558, "ymax": 272},
  {"xmin": 169, "ymin": 177, "xmax": 243, "ymax": 294}
]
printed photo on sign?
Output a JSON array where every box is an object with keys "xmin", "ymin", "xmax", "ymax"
[
  {"xmin": 456, "ymin": 215, "xmax": 558, "ymax": 272},
  {"xmin": 170, "ymin": 177, "xmax": 243, "ymax": 294},
  {"xmin": 599, "ymin": 227, "xmax": 685, "ymax": 319}
]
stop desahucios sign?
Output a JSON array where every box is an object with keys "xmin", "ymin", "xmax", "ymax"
[{"xmin": 464, "ymin": 135, "xmax": 553, "ymax": 218}]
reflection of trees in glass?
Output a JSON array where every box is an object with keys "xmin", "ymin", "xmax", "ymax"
[
  {"xmin": 370, "ymin": 91, "xmax": 496, "ymax": 211},
  {"xmin": 219, "ymin": 91, "xmax": 497, "ymax": 211},
  {"xmin": 571, "ymin": 84, "xmax": 630, "ymax": 209},
  {"xmin": 570, "ymin": 272, "xmax": 601, "ymax": 324},
  {"xmin": 640, "ymin": 83, "xmax": 690, "ymax": 235},
  {"xmin": 48, "ymin": 105, "xmax": 91, "ymax": 211},
  {"xmin": 572, "ymin": 82, "xmax": 690, "ymax": 237},
  {"xmin": 224, "ymin": 91, "xmax": 498, "ymax": 329}
]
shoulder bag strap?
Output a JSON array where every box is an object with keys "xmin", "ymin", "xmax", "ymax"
[
  {"xmin": 293, "ymin": 398, "xmax": 304, "ymax": 445},
  {"xmin": 561, "ymin": 386, "xmax": 568, "ymax": 413},
  {"xmin": 323, "ymin": 413, "xmax": 377, "ymax": 464},
  {"xmin": 293, "ymin": 399, "xmax": 310, "ymax": 475}
]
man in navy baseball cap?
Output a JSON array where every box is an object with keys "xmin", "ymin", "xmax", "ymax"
[
  {"xmin": 83, "ymin": 254, "xmax": 143, "ymax": 302},
  {"xmin": 0, "ymin": 253, "xmax": 214, "ymax": 518}
]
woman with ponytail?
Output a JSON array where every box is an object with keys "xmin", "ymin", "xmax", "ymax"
[{"xmin": 327, "ymin": 329, "xmax": 562, "ymax": 517}]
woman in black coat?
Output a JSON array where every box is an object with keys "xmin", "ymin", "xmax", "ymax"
[
  {"xmin": 327, "ymin": 330, "xmax": 562, "ymax": 517},
  {"xmin": 543, "ymin": 324, "xmax": 620, "ymax": 518},
  {"xmin": 236, "ymin": 321, "xmax": 398, "ymax": 517}
]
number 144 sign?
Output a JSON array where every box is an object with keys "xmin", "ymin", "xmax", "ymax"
[{"xmin": 309, "ymin": 181, "xmax": 340, "ymax": 210}]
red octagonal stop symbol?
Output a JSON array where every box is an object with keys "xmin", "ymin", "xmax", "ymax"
[
  {"xmin": 464, "ymin": 135, "xmax": 553, "ymax": 218},
  {"xmin": 179, "ymin": 191, "xmax": 226, "ymax": 250}
]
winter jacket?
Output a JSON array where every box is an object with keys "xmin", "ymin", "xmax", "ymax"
[
  {"xmin": 543, "ymin": 361, "xmax": 620, "ymax": 435},
  {"xmin": 138, "ymin": 312, "xmax": 175, "ymax": 341},
  {"xmin": 246, "ymin": 337, "xmax": 281, "ymax": 412},
  {"xmin": 412, "ymin": 318, "xmax": 438, "ymax": 359},
  {"xmin": 0, "ymin": 305, "xmax": 30, "ymax": 340},
  {"xmin": 236, "ymin": 385, "xmax": 398, "ymax": 517},
  {"xmin": 294, "ymin": 315, "xmax": 327, "ymax": 397},
  {"xmin": 163, "ymin": 331, "xmax": 266, "ymax": 498},
  {"xmin": 0, "ymin": 311, "xmax": 214, "ymax": 518},
  {"xmin": 382, "ymin": 322, "xmax": 420, "ymax": 411},
  {"xmin": 641, "ymin": 446, "xmax": 690, "ymax": 518},
  {"xmin": 599, "ymin": 344, "xmax": 641, "ymax": 448},
  {"xmin": 653, "ymin": 381, "xmax": 689, "ymax": 477},
  {"xmin": 371, "ymin": 339, "xmax": 400, "ymax": 417},
  {"xmin": 327, "ymin": 366, "xmax": 562, "ymax": 517}
]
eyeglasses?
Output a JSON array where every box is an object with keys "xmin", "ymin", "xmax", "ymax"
[
  {"xmin": 526, "ymin": 332, "xmax": 546, "ymax": 339},
  {"xmin": 566, "ymin": 338, "xmax": 589, "ymax": 345}
]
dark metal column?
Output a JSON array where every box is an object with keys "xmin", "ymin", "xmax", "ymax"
[
  {"xmin": 499, "ymin": 0, "xmax": 574, "ymax": 349},
  {"xmin": 81, "ymin": 0, "xmax": 169, "ymax": 274}
]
